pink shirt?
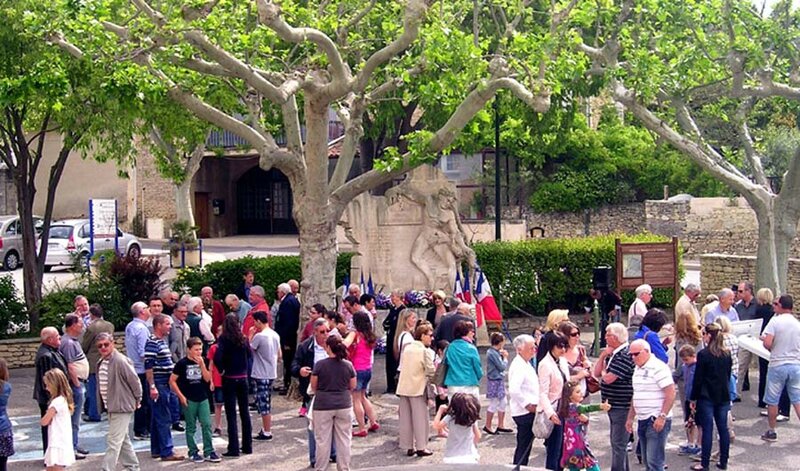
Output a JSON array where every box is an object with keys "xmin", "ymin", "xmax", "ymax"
[{"xmin": 349, "ymin": 333, "xmax": 374, "ymax": 371}]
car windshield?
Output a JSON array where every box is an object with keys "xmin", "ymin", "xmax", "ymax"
[{"xmin": 48, "ymin": 226, "xmax": 73, "ymax": 239}]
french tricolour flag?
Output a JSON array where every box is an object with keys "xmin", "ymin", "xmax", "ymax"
[
  {"xmin": 454, "ymin": 271, "xmax": 464, "ymax": 301},
  {"xmin": 474, "ymin": 266, "xmax": 502, "ymax": 327}
]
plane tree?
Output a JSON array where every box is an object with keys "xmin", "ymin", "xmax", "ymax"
[{"xmin": 52, "ymin": 0, "xmax": 588, "ymax": 305}]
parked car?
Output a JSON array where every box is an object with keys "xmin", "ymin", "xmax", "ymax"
[
  {"xmin": 0, "ymin": 215, "xmax": 43, "ymax": 271},
  {"xmin": 42, "ymin": 219, "xmax": 141, "ymax": 272}
]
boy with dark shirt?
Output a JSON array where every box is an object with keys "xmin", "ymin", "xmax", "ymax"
[{"xmin": 170, "ymin": 337, "xmax": 221, "ymax": 463}]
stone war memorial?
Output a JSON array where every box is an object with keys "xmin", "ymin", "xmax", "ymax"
[{"xmin": 340, "ymin": 166, "xmax": 478, "ymax": 292}]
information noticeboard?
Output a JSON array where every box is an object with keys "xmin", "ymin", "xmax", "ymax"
[
  {"xmin": 89, "ymin": 199, "xmax": 118, "ymax": 256},
  {"xmin": 615, "ymin": 237, "xmax": 680, "ymax": 302}
]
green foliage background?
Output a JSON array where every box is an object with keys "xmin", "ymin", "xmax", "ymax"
[{"xmin": 472, "ymin": 233, "xmax": 682, "ymax": 316}]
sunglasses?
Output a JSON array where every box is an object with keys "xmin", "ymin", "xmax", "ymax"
[
  {"xmin": 97, "ymin": 342, "xmax": 112, "ymax": 349},
  {"xmin": 569, "ymin": 332, "xmax": 580, "ymax": 337},
  {"xmin": 629, "ymin": 351, "xmax": 642, "ymax": 357},
  {"xmin": 316, "ymin": 329, "xmax": 330, "ymax": 334}
]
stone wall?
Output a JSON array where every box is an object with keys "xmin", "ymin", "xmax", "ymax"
[
  {"xmin": 0, "ymin": 334, "xmax": 127, "ymax": 369},
  {"xmin": 700, "ymin": 253, "xmax": 800, "ymax": 296},
  {"xmin": 0, "ymin": 168, "xmax": 16, "ymax": 215},
  {"xmin": 487, "ymin": 203, "xmax": 647, "ymax": 239},
  {"xmin": 133, "ymin": 142, "xmax": 179, "ymax": 224}
]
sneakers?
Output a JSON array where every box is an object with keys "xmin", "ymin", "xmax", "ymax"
[
  {"xmin": 172, "ymin": 422, "xmax": 186, "ymax": 432},
  {"xmin": 213, "ymin": 428, "xmax": 223, "ymax": 437},
  {"xmin": 206, "ymin": 452, "xmax": 222, "ymax": 463},
  {"xmin": 298, "ymin": 406, "xmax": 308, "ymax": 418},
  {"xmin": 761, "ymin": 430, "xmax": 778, "ymax": 442},
  {"xmin": 133, "ymin": 433, "xmax": 149, "ymax": 441},
  {"xmin": 255, "ymin": 431, "xmax": 273, "ymax": 441},
  {"xmin": 758, "ymin": 410, "xmax": 789, "ymax": 421},
  {"xmin": 679, "ymin": 445, "xmax": 701, "ymax": 456},
  {"xmin": 191, "ymin": 453, "xmax": 205, "ymax": 463},
  {"xmin": 626, "ymin": 442, "xmax": 633, "ymax": 452}
]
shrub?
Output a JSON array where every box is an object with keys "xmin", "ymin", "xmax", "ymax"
[
  {"xmin": 38, "ymin": 253, "xmax": 165, "ymax": 331},
  {"xmin": 174, "ymin": 253, "xmax": 355, "ymax": 304},
  {"xmin": 472, "ymin": 233, "xmax": 682, "ymax": 316},
  {"xmin": 38, "ymin": 278, "xmax": 127, "ymax": 331},
  {"xmin": 0, "ymin": 276, "xmax": 28, "ymax": 338}
]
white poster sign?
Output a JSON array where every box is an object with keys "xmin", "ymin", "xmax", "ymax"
[{"xmin": 90, "ymin": 199, "xmax": 117, "ymax": 238}]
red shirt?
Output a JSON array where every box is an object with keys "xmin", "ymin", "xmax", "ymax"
[
  {"xmin": 242, "ymin": 300, "xmax": 270, "ymax": 336},
  {"xmin": 209, "ymin": 300, "xmax": 226, "ymax": 335},
  {"xmin": 207, "ymin": 343, "xmax": 223, "ymax": 387},
  {"xmin": 300, "ymin": 320, "xmax": 315, "ymax": 342}
]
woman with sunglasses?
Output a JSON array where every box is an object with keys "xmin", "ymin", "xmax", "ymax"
[
  {"xmin": 537, "ymin": 331, "xmax": 571, "ymax": 470},
  {"xmin": 689, "ymin": 323, "xmax": 732, "ymax": 471},
  {"xmin": 558, "ymin": 322, "xmax": 593, "ymax": 397}
]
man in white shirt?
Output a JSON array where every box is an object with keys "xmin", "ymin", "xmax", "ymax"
[
  {"xmin": 760, "ymin": 294, "xmax": 800, "ymax": 442},
  {"xmin": 508, "ymin": 334, "xmax": 539, "ymax": 467},
  {"xmin": 626, "ymin": 339, "xmax": 675, "ymax": 471},
  {"xmin": 628, "ymin": 284, "xmax": 652, "ymax": 332}
]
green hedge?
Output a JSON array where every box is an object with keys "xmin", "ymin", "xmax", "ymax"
[
  {"xmin": 472, "ymin": 233, "xmax": 682, "ymax": 316},
  {"xmin": 0, "ymin": 276, "xmax": 28, "ymax": 338},
  {"xmin": 173, "ymin": 253, "xmax": 355, "ymax": 305}
]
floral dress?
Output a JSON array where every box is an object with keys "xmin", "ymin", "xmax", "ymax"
[{"xmin": 560, "ymin": 403, "xmax": 603, "ymax": 471}]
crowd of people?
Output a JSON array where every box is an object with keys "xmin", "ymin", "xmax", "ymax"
[{"xmin": 0, "ymin": 272, "xmax": 798, "ymax": 471}]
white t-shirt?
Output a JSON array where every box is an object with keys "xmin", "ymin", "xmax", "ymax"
[
  {"xmin": 632, "ymin": 356, "xmax": 674, "ymax": 420},
  {"xmin": 763, "ymin": 314, "xmax": 800, "ymax": 367}
]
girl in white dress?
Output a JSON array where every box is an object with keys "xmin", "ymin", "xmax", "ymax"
[{"xmin": 40, "ymin": 369, "xmax": 75, "ymax": 470}]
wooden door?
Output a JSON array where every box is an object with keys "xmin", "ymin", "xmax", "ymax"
[{"xmin": 194, "ymin": 192, "xmax": 210, "ymax": 238}]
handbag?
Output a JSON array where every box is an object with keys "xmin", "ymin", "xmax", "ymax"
[
  {"xmin": 586, "ymin": 375, "xmax": 601, "ymax": 394},
  {"xmin": 533, "ymin": 401, "xmax": 556, "ymax": 439},
  {"xmin": 432, "ymin": 348, "xmax": 449, "ymax": 387}
]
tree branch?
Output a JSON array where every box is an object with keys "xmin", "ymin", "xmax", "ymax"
[
  {"xmin": 337, "ymin": 0, "xmax": 377, "ymax": 45},
  {"xmin": 735, "ymin": 98, "xmax": 770, "ymax": 188},
  {"xmin": 255, "ymin": 0, "xmax": 350, "ymax": 91},
  {"xmin": 331, "ymin": 75, "xmax": 549, "ymax": 205},
  {"xmin": 611, "ymin": 81, "xmax": 767, "ymax": 199}
]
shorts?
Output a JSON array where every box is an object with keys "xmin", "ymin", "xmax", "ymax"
[
  {"xmin": 213, "ymin": 387, "xmax": 224, "ymax": 404},
  {"xmin": 254, "ymin": 378, "xmax": 273, "ymax": 416},
  {"xmin": 488, "ymin": 396, "xmax": 507, "ymax": 413},
  {"xmin": 355, "ymin": 370, "xmax": 372, "ymax": 392},
  {"xmin": 765, "ymin": 363, "xmax": 800, "ymax": 405}
]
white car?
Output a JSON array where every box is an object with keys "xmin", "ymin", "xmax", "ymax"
[
  {"xmin": 0, "ymin": 215, "xmax": 43, "ymax": 270},
  {"xmin": 42, "ymin": 219, "xmax": 141, "ymax": 272}
]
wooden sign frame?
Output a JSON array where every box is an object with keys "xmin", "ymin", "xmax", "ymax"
[{"xmin": 615, "ymin": 237, "xmax": 680, "ymax": 303}]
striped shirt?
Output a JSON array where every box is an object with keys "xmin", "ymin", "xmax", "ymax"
[
  {"xmin": 144, "ymin": 335, "xmax": 174, "ymax": 385},
  {"xmin": 632, "ymin": 356, "xmax": 674, "ymax": 420},
  {"xmin": 98, "ymin": 358, "xmax": 109, "ymax": 408},
  {"xmin": 600, "ymin": 343, "xmax": 634, "ymax": 408}
]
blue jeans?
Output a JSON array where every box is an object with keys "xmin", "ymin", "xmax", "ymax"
[
  {"xmin": 70, "ymin": 383, "xmax": 85, "ymax": 450},
  {"xmin": 637, "ymin": 417, "xmax": 671, "ymax": 471},
  {"xmin": 169, "ymin": 392, "xmax": 181, "ymax": 424},
  {"xmin": 308, "ymin": 425, "xmax": 336, "ymax": 466},
  {"xmin": 84, "ymin": 373, "xmax": 102, "ymax": 421},
  {"xmin": 696, "ymin": 399, "xmax": 729, "ymax": 469},
  {"xmin": 150, "ymin": 384, "xmax": 174, "ymax": 458},
  {"xmin": 544, "ymin": 422, "xmax": 563, "ymax": 470}
]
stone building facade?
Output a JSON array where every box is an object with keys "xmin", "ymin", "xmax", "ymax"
[{"xmin": 700, "ymin": 253, "xmax": 800, "ymax": 298}]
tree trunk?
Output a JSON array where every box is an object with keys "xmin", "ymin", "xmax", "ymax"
[
  {"xmin": 18, "ymin": 183, "xmax": 43, "ymax": 327},
  {"xmin": 296, "ymin": 216, "xmax": 339, "ymax": 309},
  {"xmin": 174, "ymin": 179, "xmax": 195, "ymax": 226}
]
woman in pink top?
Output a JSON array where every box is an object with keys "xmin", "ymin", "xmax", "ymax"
[{"xmin": 344, "ymin": 311, "xmax": 380, "ymax": 436}]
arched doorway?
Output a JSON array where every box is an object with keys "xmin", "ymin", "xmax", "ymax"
[{"xmin": 236, "ymin": 167, "xmax": 297, "ymax": 234}]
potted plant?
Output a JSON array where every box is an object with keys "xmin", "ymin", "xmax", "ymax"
[{"xmin": 165, "ymin": 220, "xmax": 201, "ymax": 268}]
